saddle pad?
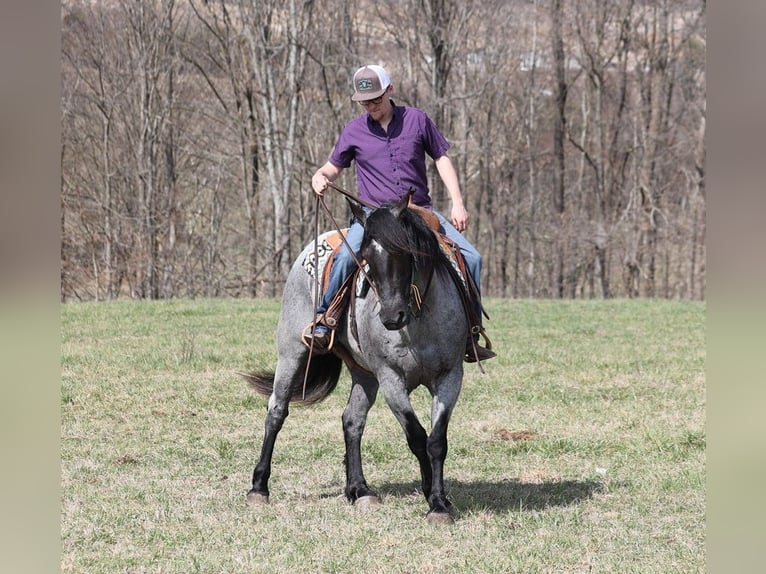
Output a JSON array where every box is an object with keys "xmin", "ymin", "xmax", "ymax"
[
  {"xmin": 437, "ymin": 236, "xmax": 468, "ymax": 290},
  {"xmin": 301, "ymin": 229, "xmax": 349, "ymax": 281}
]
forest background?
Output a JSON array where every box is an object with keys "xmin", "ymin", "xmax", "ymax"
[{"xmin": 60, "ymin": 0, "xmax": 706, "ymax": 302}]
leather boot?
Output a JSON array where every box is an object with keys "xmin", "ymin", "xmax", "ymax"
[
  {"xmin": 464, "ymin": 338, "xmax": 496, "ymax": 363},
  {"xmin": 301, "ymin": 322, "xmax": 333, "ymax": 354}
]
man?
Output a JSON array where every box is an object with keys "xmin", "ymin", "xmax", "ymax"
[{"xmin": 309, "ymin": 64, "xmax": 495, "ymax": 363}]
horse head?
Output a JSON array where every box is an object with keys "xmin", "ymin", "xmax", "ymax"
[{"xmin": 352, "ymin": 191, "xmax": 438, "ymax": 331}]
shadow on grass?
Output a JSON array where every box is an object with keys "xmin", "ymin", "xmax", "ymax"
[{"xmin": 377, "ymin": 478, "xmax": 605, "ymax": 513}]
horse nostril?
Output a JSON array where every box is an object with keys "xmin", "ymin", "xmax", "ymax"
[{"xmin": 382, "ymin": 311, "xmax": 409, "ymax": 330}]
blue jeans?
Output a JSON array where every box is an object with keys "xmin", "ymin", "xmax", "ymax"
[{"xmin": 317, "ymin": 209, "xmax": 483, "ymax": 323}]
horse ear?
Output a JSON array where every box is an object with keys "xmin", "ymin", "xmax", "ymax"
[
  {"xmin": 392, "ymin": 188, "xmax": 415, "ymax": 218},
  {"xmin": 347, "ymin": 199, "xmax": 367, "ymax": 224}
]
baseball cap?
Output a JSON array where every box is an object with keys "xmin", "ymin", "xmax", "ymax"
[{"xmin": 351, "ymin": 65, "xmax": 391, "ymax": 102}]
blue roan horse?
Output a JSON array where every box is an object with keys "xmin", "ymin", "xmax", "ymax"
[{"xmin": 240, "ymin": 193, "xmax": 468, "ymax": 523}]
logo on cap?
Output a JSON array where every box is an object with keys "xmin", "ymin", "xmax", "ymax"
[{"xmin": 357, "ymin": 79, "xmax": 373, "ymax": 91}]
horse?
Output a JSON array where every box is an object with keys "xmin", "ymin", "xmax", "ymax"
[{"xmin": 239, "ymin": 192, "xmax": 469, "ymax": 523}]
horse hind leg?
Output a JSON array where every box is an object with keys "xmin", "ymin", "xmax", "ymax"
[
  {"xmin": 245, "ymin": 357, "xmax": 306, "ymax": 506},
  {"xmin": 245, "ymin": 341, "xmax": 343, "ymax": 506},
  {"xmin": 247, "ymin": 391, "xmax": 290, "ymax": 506}
]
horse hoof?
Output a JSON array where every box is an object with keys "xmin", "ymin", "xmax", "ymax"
[
  {"xmin": 356, "ymin": 495, "xmax": 381, "ymax": 509},
  {"xmin": 246, "ymin": 491, "xmax": 270, "ymax": 507},
  {"xmin": 427, "ymin": 511, "xmax": 455, "ymax": 525}
]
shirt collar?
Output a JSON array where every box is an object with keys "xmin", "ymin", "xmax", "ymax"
[{"xmin": 366, "ymin": 100, "xmax": 400, "ymax": 129}]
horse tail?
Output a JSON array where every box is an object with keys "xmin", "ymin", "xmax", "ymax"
[
  {"xmin": 237, "ymin": 353, "xmax": 343, "ymax": 405},
  {"xmin": 237, "ymin": 370, "xmax": 277, "ymax": 398},
  {"xmin": 294, "ymin": 354, "xmax": 343, "ymax": 404}
]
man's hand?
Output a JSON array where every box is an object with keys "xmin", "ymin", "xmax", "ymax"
[
  {"xmin": 311, "ymin": 163, "xmax": 343, "ymax": 198},
  {"xmin": 434, "ymin": 155, "xmax": 468, "ymax": 232},
  {"xmin": 451, "ymin": 204, "xmax": 469, "ymax": 232},
  {"xmin": 311, "ymin": 172, "xmax": 329, "ymax": 197}
]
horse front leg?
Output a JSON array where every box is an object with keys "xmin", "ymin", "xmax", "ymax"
[
  {"xmin": 400, "ymin": 411, "xmax": 433, "ymax": 500},
  {"xmin": 247, "ymin": 388, "xmax": 290, "ymax": 506},
  {"xmin": 378, "ymin": 381, "xmax": 434, "ymax": 504},
  {"xmin": 342, "ymin": 374, "xmax": 380, "ymax": 506},
  {"xmin": 424, "ymin": 377, "xmax": 462, "ymax": 523}
]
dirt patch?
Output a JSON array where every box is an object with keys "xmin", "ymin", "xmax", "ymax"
[{"xmin": 493, "ymin": 429, "xmax": 537, "ymax": 441}]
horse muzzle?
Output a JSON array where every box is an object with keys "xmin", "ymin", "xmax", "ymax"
[{"xmin": 381, "ymin": 310, "xmax": 410, "ymax": 331}]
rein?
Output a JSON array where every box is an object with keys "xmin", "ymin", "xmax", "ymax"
[
  {"xmin": 408, "ymin": 258, "xmax": 435, "ymax": 317},
  {"xmin": 326, "ymin": 181, "xmax": 378, "ymax": 210},
  {"xmin": 317, "ymin": 196, "xmax": 377, "ymax": 297},
  {"xmin": 303, "ymin": 194, "xmax": 324, "ymax": 400},
  {"xmin": 302, "ymin": 185, "xmax": 379, "ymax": 398}
]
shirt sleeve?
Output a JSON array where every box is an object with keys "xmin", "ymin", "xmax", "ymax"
[
  {"xmin": 422, "ymin": 113, "xmax": 451, "ymax": 159},
  {"xmin": 328, "ymin": 121, "xmax": 357, "ymax": 169}
]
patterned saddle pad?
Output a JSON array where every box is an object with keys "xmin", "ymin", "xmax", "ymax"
[{"xmin": 301, "ymin": 229, "xmax": 349, "ymax": 289}]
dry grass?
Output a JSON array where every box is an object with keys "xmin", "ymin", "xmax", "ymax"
[{"xmin": 61, "ymin": 298, "xmax": 705, "ymax": 573}]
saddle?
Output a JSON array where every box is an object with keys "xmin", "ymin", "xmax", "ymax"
[{"xmin": 301, "ymin": 208, "xmax": 491, "ymax": 355}]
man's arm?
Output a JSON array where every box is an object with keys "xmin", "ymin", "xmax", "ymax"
[{"xmin": 434, "ymin": 155, "xmax": 468, "ymax": 232}]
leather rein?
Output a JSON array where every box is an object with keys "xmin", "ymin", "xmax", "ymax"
[{"xmin": 303, "ymin": 183, "xmax": 378, "ymax": 396}]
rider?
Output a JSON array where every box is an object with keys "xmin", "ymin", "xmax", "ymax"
[{"xmin": 308, "ymin": 64, "xmax": 495, "ymax": 363}]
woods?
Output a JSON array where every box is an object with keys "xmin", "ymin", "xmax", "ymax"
[{"xmin": 60, "ymin": 0, "xmax": 706, "ymax": 301}]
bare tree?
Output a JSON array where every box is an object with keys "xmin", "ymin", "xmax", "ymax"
[
  {"xmin": 240, "ymin": 0, "xmax": 316, "ymax": 294},
  {"xmin": 185, "ymin": 0, "xmax": 265, "ymax": 296},
  {"xmin": 550, "ymin": 0, "xmax": 568, "ymax": 298},
  {"xmin": 62, "ymin": 3, "xmax": 125, "ymax": 300},
  {"xmin": 566, "ymin": 0, "xmax": 639, "ymax": 297},
  {"xmin": 116, "ymin": 0, "xmax": 176, "ymax": 298},
  {"xmin": 60, "ymin": 0, "xmax": 706, "ymax": 302}
]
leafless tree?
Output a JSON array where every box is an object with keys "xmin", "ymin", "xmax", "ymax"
[{"xmin": 60, "ymin": 0, "xmax": 706, "ymax": 302}]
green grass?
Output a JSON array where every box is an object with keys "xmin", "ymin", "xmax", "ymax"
[{"xmin": 61, "ymin": 298, "xmax": 705, "ymax": 573}]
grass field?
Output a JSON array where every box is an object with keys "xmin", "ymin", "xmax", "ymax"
[{"xmin": 61, "ymin": 298, "xmax": 705, "ymax": 573}]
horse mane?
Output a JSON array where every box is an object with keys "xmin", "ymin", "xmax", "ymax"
[{"xmin": 362, "ymin": 205, "xmax": 450, "ymax": 278}]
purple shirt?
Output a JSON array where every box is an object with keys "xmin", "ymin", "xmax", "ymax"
[{"xmin": 329, "ymin": 103, "xmax": 450, "ymax": 208}]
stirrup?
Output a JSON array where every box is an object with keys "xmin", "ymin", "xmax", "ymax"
[
  {"xmin": 464, "ymin": 343, "xmax": 497, "ymax": 363},
  {"xmin": 464, "ymin": 327, "xmax": 495, "ymax": 363},
  {"xmin": 301, "ymin": 318, "xmax": 335, "ymax": 353}
]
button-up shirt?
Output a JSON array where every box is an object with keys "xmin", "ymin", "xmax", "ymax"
[{"xmin": 329, "ymin": 103, "xmax": 450, "ymax": 208}]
